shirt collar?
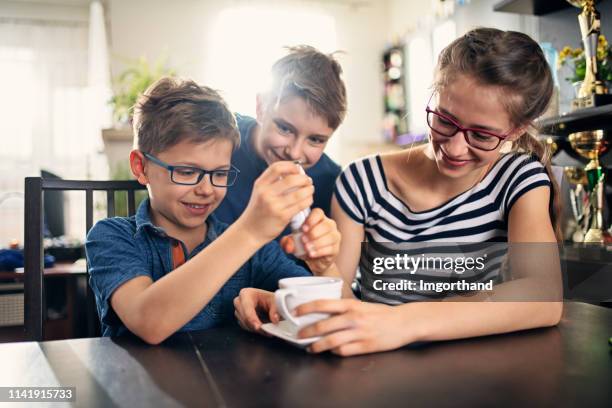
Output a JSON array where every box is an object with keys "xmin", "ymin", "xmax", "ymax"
[{"xmin": 135, "ymin": 198, "xmax": 158, "ymax": 233}]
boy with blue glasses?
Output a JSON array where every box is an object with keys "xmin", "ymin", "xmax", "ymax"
[{"xmin": 86, "ymin": 77, "xmax": 341, "ymax": 344}]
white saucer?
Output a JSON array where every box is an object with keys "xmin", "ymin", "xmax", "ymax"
[{"xmin": 261, "ymin": 320, "xmax": 321, "ymax": 348}]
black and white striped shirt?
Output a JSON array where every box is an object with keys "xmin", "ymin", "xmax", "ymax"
[{"xmin": 334, "ymin": 153, "xmax": 552, "ymax": 303}]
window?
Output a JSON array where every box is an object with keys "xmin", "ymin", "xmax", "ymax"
[
  {"xmin": 405, "ymin": 20, "xmax": 456, "ymax": 136},
  {"xmin": 432, "ymin": 20, "xmax": 456, "ymax": 66},
  {"xmin": 0, "ymin": 19, "xmax": 90, "ymax": 245},
  {"xmin": 0, "ymin": 47, "xmax": 35, "ymax": 160},
  {"xmin": 206, "ymin": 6, "xmax": 338, "ymax": 116},
  {"xmin": 407, "ymin": 37, "xmax": 433, "ymax": 134}
]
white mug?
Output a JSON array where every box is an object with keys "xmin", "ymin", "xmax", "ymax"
[{"xmin": 274, "ymin": 276, "xmax": 343, "ymax": 328}]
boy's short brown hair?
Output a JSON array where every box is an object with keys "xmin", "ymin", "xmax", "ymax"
[
  {"xmin": 265, "ymin": 45, "xmax": 347, "ymax": 130},
  {"xmin": 133, "ymin": 77, "xmax": 240, "ymax": 155}
]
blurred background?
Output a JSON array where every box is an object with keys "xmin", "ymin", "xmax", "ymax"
[{"xmin": 0, "ymin": 0, "xmax": 611, "ymax": 245}]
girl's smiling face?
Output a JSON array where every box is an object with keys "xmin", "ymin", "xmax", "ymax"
[{"xmin": 428, "ymin": 74, "xmax": 522, "ymax": 179}]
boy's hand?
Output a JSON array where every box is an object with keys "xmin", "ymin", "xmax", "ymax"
[
  {"xmin": 280, "ymin": 208, "xmax": 341, "ymax": 275},
  {"xmin": 233, "ymin": 288, "xmax": 279, "ymax": 333},
  {"xmin": 237, "ymin": 161, "xmax": 314, "ymax": 245}
]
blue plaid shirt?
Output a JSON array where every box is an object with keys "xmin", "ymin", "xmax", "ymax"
[{"xmin": 86, "ymin": 199, "xmax": 310, "ymax": 337}]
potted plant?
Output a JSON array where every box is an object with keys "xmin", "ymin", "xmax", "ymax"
[
  {"xmin": 103, "ymin": 56, "xmax": 175, "ymax": 176},
  {"xmin": 558, "ymin": 35, "xmax": 612, "ymax": 96},
  {"xmin": 109, "ymin": 55, "xmax": 176, "ymax": 126}
]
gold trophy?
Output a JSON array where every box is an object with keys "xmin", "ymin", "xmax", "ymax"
[
  {"xmin": 567, "ymin": 130, "xmax": 608, "ymax": 243},
  {"xmin": 566, "ymin": 0, "xmax": 611, "ymax": 109}
]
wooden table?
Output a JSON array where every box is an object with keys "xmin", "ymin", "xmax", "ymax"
[{"xmin": 0, "ymin": 302, "xmax": 610, "ymax": 407}]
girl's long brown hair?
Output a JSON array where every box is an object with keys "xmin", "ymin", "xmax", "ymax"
[{"xmin": 434, "ymin": 27, "xmax": 562, "ymax": 240}]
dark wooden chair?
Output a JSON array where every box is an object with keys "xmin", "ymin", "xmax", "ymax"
[{"xmin": 24, "ymin": 178, "xmax": 147, "ymax": 341}]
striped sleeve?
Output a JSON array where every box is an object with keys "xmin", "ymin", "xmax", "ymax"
[
  {"xmin": 333, "ymin": 160, "xmax": 370, "ymax": 224},
  {"xmin": 503, "ymin": 155, "xmax": 552, "ymax": 217}
]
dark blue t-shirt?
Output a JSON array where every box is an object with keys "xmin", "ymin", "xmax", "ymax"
[
  {"xmin": 85, "ymin": 199, "xmax": 309, "ymax": 337},
  {"xmin": 214, "ymin": 114, "xmax": 341, "ymax": 238}
]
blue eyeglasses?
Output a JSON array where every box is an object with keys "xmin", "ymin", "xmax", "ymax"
[{"xmin": 143, "ymin": 153, "xmax": 240, "ymax": 187}]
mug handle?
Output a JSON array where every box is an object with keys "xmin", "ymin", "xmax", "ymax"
[{"xmin": 274, "ymin": 288, "xmax": 301, "ymax": 326}]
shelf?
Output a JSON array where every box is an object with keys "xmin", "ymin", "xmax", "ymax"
[
  {"xmin": 538, "ymin": 104, "xmax": 612, "ymax": 136},
  {"xmin": 493, "ymin": 0, "xmax": 571, "ymax": 15}
]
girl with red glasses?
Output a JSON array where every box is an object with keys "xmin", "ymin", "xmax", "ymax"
[{"xmin": 289, "ymin": 28, "xmax": 562, "ymax": 356}]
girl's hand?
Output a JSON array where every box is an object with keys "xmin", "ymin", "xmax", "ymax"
[
  {"xmin": 233, "ymin": 288, "xmax": 279, "ymax": 334},
  {"xmin": 295, "ymin": 299, "xmax": 416, "ymax": 356},
  {"xmin": 280, "ymin": 208, "xmax": 341, "ymax": 275}
]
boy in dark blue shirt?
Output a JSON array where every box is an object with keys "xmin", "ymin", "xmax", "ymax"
[
  {"xmin": 215, "ymin": 46, "xmax": 346, "ymax": 243},
  {"xmin": 86, "ymin": 77, "xmax": 342, "ymax": 344}
]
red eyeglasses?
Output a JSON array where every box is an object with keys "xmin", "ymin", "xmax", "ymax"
[{"xmin": 425, "ymin": 104, "xmax": 512, "ymax": 151}]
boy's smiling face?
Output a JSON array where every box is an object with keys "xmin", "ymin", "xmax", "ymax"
[
  {"xmin": 254, "ymin": 95, "xmax": 333, "ymax": 169},
  {"xmin": 134, "ymin": 137, "xmax": 234, "ymax": 239}
]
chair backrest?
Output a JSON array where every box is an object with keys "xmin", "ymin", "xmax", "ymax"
[
  {"xmin": 24, "ymin": 178, "xmax": 147, "ymax": 341},
  {"xmin": 40, "ymin": 170, "xmax": 65, "ymax": 237}
]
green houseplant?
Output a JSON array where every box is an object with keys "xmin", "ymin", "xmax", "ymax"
[
  {"xmin": 103, "ymin": 55, "xmax": 176, "ymax": 184},
  {"xmin": 558, "ymin": 35, "xmax": 612, "ymax": 87},
  {"xmin": 109, "ymin": 55, "xmax": 176, "ymax": 125}
]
